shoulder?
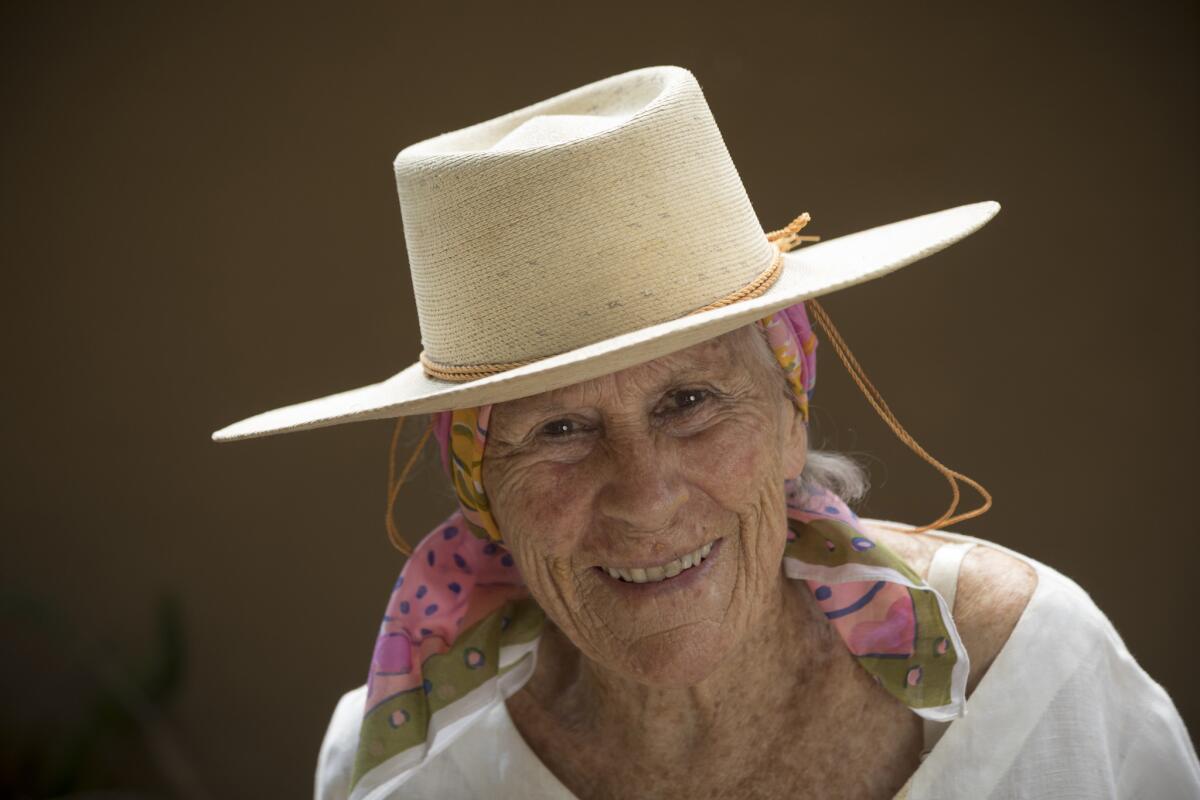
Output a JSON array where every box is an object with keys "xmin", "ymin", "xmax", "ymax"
[
  {"xmin": 861, "ymin": 521, "xmax": 1038, "ymax": 698},
  {"xmin": 952, "ymin": 541, "xmax": 1039, "ymax": 696},
  {"xmin": 315, "ymin": 684, "xmax": 367, "ymax": 800},
  {"xmin": 862, "ymin": 522, "xmax": 1200, "ymax": 790}
]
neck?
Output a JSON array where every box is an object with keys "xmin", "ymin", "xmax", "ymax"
[{"xmin": 514, "ymin": 573, "xmax": 847, "ymax": 764}]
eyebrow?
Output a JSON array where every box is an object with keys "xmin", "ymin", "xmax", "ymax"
[{"xmin": 504, "ymin": 362, "xmax": 729, "ymax": 418}]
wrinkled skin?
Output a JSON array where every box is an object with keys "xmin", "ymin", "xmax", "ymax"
[
  {"xmin": 483, "ymin": 324, "xmax": 805, "ymax": 686},
  {"xmin": 481, "ymin": 324, "xmax": 926, "ymax": 798}
]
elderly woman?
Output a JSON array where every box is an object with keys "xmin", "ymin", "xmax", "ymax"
[{"xmin": 213, "ymin": 67, "xmax": 1199, "ymax": 799}]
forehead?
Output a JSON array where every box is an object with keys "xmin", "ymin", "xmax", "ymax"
[{"xmin": 497, "ymin": 329, "xmax": 754, "ymax": 415}]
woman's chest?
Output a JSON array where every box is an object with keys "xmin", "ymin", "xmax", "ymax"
[{"xmin": 505, "ymin": 688, "xmax": 924, "ymax": 800}]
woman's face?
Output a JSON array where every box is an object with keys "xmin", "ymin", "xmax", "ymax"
[{"xmin": 482, "ymin": 324, "xmax": 808, "ymax": 686}]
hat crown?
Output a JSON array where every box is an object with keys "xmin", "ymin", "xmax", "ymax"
[
  {"xmin": 392, "ymin": 65, "xmax": 775, "ymax": 369},
  {"xmin": 487, "ymin": 112, "xmax": 633, "ymax": 152}
]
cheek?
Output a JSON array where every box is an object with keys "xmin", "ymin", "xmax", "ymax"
[
  {"xmin": 680, "ymin": 415, "xmax": 780, "ymax": 505},
  {"xmin": 490, "ymin": 461, "xmax": 597, "ymax": 560},
  {"xmin": 681, "ymin": 415, "xmax": 791, "ymax": 584}
]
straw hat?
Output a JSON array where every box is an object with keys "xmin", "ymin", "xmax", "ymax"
[{"xmin": 211, "ymin": 65, "xmax": 998, "ymax": 443}]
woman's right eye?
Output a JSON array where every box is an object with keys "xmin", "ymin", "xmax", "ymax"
[{"xmin": 540, "ymin": 419, "xmax": 585, "ymax": 439}]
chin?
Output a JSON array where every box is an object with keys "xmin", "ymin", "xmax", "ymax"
[{"xmin": 617, "ymin": 621, "xmax": 733, "ymax": 687}]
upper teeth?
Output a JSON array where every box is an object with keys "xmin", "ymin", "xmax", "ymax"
[{"xmin": 604, "ymin": 541, "xmax": 715, "ymax": 584}]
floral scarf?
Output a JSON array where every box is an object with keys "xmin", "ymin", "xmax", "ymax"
[{"xmin": 346, "ymin": 302, "xmax": 968, "ymax": 799}]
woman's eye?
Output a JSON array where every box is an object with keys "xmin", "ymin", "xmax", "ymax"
[
  {"xmin": 664, "ymin": 389, "xmax": 710, "ymax": 414},
  {"xmin": 537, "ymin": 390, "xmax": 711, "ymax": 440},
  {"xmin": 540, "ymin": 419, "xmax": 587, "ymax": 439}
]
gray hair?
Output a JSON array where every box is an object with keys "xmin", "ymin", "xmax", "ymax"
[{"xmin": 797, "ymin": 450, "xmax": 870, "ymax": 507}]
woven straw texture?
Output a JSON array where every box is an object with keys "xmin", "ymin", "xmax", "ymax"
[{"xmin": 393, "ymin": 65, "xmax": 774, "ymax": 367}]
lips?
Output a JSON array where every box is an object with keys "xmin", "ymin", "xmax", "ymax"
[{"xmin": 599, "ymin": 539, "xmax": 716, "ymax": 583}]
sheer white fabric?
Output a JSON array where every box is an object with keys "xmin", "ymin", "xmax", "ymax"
[{"xmin": 315, "ymin": 526, "xmax": 1200, "ymax": 800}]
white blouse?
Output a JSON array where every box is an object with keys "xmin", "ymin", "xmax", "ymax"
[{"xmin": 315, "ymin": 524, "xmax": 1200, "ymax": 800}]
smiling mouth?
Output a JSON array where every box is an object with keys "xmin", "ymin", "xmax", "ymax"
[{"xmin": 596, "ymin": 539, "xmax": 720, "ymax": 584}]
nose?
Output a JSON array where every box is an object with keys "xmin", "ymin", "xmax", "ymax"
[{"xmin": 594, "ymin": 437, "xmax": 689, "ymax": 537}]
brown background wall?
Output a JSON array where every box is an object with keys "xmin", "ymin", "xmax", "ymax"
[{"xmin": 2, "ymin": 2, "xmax": 1195, "ymax": 797}]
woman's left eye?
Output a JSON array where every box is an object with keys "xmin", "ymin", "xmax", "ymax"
[
  {"xmin": 663, "ymin": 388, "xmax": 711, "ymax": 415},
  {"xmin": 540, "ymin": 419, "xmax": 588, "ymax": 439}
]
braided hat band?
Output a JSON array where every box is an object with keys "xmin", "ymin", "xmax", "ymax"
[{"xmin": 418, "ymin": 213, "xmax": 820, "ymax": 383}]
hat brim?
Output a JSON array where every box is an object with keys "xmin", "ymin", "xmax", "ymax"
[{"xmin": 212, "ymin": 200, "xmax": 999, "ymax": 442}]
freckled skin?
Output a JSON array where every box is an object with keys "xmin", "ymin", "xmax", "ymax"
[
  {"xmin": 483, "ymin": 326, "xmax": 805, "ymax": 689},
  {"xmin": 480, "ymin": 324, "xmax": 940, "ymax": 798}
]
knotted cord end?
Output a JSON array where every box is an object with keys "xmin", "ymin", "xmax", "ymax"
[{"xmin": 767, "ymin": 212, "xmax": 822, "ymax": 253}]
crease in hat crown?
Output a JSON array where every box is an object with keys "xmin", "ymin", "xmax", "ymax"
[{"xmin": 391, "ymin": 65, "xmax": 778, "ymax": 379}]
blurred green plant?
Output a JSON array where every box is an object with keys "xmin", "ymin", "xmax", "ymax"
[{"xmin": 0, "ymin": 588, "xmax": 212, "ymax": 799}]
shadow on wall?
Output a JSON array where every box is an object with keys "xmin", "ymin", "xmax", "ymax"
[{"xmin": 0, "ymin": 589, "xmax": 215, "ymax": 799}]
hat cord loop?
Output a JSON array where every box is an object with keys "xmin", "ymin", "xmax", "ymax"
[
  {"xmin": 384, "ymin": 416, "xmax": 433, "ymax": 556},
  {"xmin": 804, "ymin": 296, "xmax": 992, "ymax": 534}
]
